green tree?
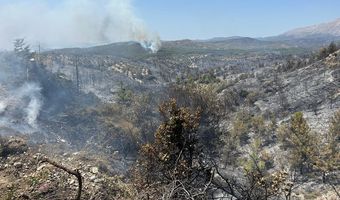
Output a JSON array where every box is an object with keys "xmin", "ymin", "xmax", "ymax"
[
  {"xmin": 241, "ymin": 139, "xmax": 286, "ymax": 198},
  {"xmin": 318, "ymin": 47, "xmax": 329, "ymax": 59},
  {"xmin": 317, "ymin": 42, "xmax": 338, "ymax": 59},
  {"xmin": 328, "ymin": 110, "xmax": 340, "ymax": 140},
  {"xmin": 327, "ymin": 41, "xmax": 338, "ymax": 55},
  {"xmin": 137, "ymin": 99, "xmax": 201, "ymax": 179},
  {"xmin": 117, "ymin": 83, "xmax": 133, "ymax": 104},
  {"xmin": 230, "ymin": 110, "xmax": 251, "ymax": 145},
  {"xmin": 267, "ymin": 112, "xmax": 278, "ymax": 138},
  {"xmin": 134, "ymin": 99, "xmax": 211, "ymax": 199},
  {"xmin": 242, "ymin": 138, "xmax": 272, "ymax": 173},
  {"xmin": 278, "ymin": 112, "xmax": 318, "ymax": 174},
  {"xmin": 316, "ymin": 110, "xmax": 340, "ymax": 185},
  {"xmin": 168, "ymin": 83, "xmax": 221, "ymax": 154},
  {"xmin": 251, "ymin": 115, "xmax": 266, "ymax": 136},
  {"xmin": 214, "ymin": 139, "xmax": 289, "ymax": 199}
]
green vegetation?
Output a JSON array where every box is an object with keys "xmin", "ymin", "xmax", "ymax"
[
  {"xmin": 317, "ymin": 41, "xmax": 339, "ymax": 59},
  {"xmin": 134, "ymin": 99, "xmax": 211, "ymax": 199},
  {"xmin": 315, "ymin": 110, "xmax": 340, "ymax": 184},
  {"xmin": 278, "ymin": 112, "xmax": 318, "ymax": 173},
  {"xmin": 117, "ymin": 83, "xmax": 133, "ymax": 104}
]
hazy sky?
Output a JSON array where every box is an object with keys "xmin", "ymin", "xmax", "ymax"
[
  {"xmin": 0, "ymin": 0, "xmax": 161, "ymax": 50},
  {"xmin": 0, "ymin": 0, "xmax": 339, "ymax": 48},
  {"xmin": 134, "ymin": 0, "xmax": 340, "ymax": 40}
]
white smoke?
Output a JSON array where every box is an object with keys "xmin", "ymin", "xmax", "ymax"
[
  {"xmin": 140, "ymin": 37, "xmax": 162, "ymax": 53},
  {"xmin": 0, "ymin": 102, "xmax": 6, "ymax": 114},
  {"xmin": 17, "ymin": 83, "xmax": 43, "ymax": 128},
  {"xmin": 0, "ymin": 0, "xmax": 161, "ymax": 52},
  {"xmin": 0, "ymin": 82, "xmax": 43, "ymax": 132}
]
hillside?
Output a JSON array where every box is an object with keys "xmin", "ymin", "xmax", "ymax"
[
  {"xmin": 2, "ymin": 0, "xmax": 340, "ymax": 198},
  {"xmin": 1, "ymin": 37, "xmax": 339, "ymax": 199},
  {"xmin": 1, "ymin": 17, "xmax": 340, "ymax": 199}
]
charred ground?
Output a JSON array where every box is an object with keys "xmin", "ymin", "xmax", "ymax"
[{"xmin": 0, "ymin": 38, "xmax": 339, "ymax": 199}]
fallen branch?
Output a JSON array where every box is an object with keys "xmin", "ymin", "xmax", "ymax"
[
  {"xmin": 328, "ymin": 182, "xmax": 340, "ymax": 199},
  {"xmin": 40, "ymin": 157, "xmax": 82, "ymax": 200}
]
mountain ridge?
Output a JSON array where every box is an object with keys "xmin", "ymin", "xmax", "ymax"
[{"xmin": 281, "ymin": 18, "xmax": 340, "ymax": 38}]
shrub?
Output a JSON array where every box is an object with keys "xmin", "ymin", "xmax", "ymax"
[
  {"xmin": 133, "ymin": 99, "xmax": 212, "ymax": 199},
  {"xmin": 230, "ymin": 110, "xmax": 252, "ymax": 146}
]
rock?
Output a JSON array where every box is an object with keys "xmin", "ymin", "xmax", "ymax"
[
  {"xmin": 13, "ymin": 162, "xmax": 22, "ymax": 168},
  {"xmin": 90, "ymin": 167, "xmax": 99, "ymax": 174},
  {"xmin": 112, "ymin": 151, "xmax": 119, "ymax": 157},
  {"xmin": 69, "ymin": 179, "xmax": 75, "ymax": 185},
  {"xmin": 37, "ymin": 183, "xmax": 52, "ymax": 194},
  {"xmin": 33, "ymin": 153, "xmax": 42, "ymax": 159},
  {"xmin": 94, "ymin": 178, "xmax": 103, "ymax": 183},
  {"xmin": 89, "ymin": 175, "xmax": 96, "ymax": 181},
  {"xmin": 37, "ymin": 164, "xmax": 46, "ymax": 171}
]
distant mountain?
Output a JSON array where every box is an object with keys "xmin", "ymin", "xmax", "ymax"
[
  {"xmin": 201, "ymin": 36, "xmax": 244, "ymax": 42},
  {"xmin": 44, "ymin": 18, "xmax": 340, "ymax": 57},
  {"xmin": 189, "ymin": 18, "xmax": 340, "ymax": 50},
  {"xmin": 47, "ymin": 37, "xmax": 292, "ymax": 59},
  {"xmin": 262, "ymin": 18, "xmax": 340, "ymax": 48},
  {"xmin": 282, "ymin": 18, "xmax": 340, "ymax": 38}
]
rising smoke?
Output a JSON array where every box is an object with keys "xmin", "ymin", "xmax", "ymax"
[
  {"xmin": 0, "ymin": 0, "xmax": 161, "ymax": 52},
  {"xmin": 0, "ymin": 52, "xmax": 43, "ymax": 134},
  {"xmin": 0, "ymin": 82, "xmax": 43, "ymax": 133}
]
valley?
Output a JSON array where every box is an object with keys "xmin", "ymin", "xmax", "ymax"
[{"xmin": 0, "ymin": 18, "xmax": 339, "ymax": 200}]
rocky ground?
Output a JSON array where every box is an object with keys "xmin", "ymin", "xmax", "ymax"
[{"xmin": 0, "ymin": 136, "xmax": 136, "ymax": 200}]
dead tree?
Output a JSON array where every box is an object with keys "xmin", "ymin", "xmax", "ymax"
[{"xmin": 40, "ymin": 157, "xmax": 82, "ymax": 200}]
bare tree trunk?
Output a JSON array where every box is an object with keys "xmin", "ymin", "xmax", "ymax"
[{"xmin": 75, "ymin": 56, "xmax": 80, "ymax": 92}]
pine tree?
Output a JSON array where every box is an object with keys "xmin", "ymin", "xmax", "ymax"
[
  {"xmin": 134, "ymin": 99, "xmax": 210, "ymax": 199},
  {"xmin": 279, "ymin": 112, "xmax": 317, "ymax": 174},
  {"xmin": 327, "ymin": 41, "xmax": 338, "ymax": 55},
  {"xmin": 316, "ymin": 110, "xmax": 340, "ymax": 182}
]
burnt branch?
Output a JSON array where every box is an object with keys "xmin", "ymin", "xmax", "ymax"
[{"xmin": 40, "ymin": 157, "xmax": 82, "ymax": 200}]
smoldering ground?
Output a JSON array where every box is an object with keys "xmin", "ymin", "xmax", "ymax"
[{"xmin": 0, "ymin": 53, "xmax": 43, "ymax": 134}]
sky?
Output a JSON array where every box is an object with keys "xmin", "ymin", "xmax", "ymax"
[
  {"xmin": 0, "ymin": 0, "xmax": 339, "ymax": 49},
  {"xmin": 134, "ymin": 0, "xmax": 340, "ymax": 40}
]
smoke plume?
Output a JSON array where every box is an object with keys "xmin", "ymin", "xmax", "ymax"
[
  {"xmin": 0, "ymin": 82, "xmax": 43, "ymax": 132},
  {"xmin": 0, "ymin": 53, "xmax": 43, "ymax": 133},
  {"xmin": 0, "ymin": 0, "xmax": 161, "ymax": 52}
]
